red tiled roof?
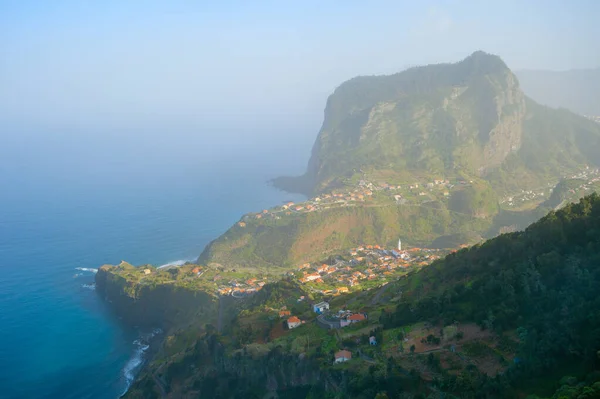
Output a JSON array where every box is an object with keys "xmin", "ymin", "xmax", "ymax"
[
  {"xmin": 348, "ymin": 314, "xmax": 366, "ymax": 321},
  {"xmin": 335, "ymin": 350, "xmax": 352, "ymax": 359}
]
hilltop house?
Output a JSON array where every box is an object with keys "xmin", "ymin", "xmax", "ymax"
[
  {"xmin": 287, "ymin": 316, "xmax": 302, "ymax": 329},
  {"xmin": 279, "ymin": 310, "xmax": 291, "ymax": 318},
  {"xmin": 334, "ymin": 350, "xmax": 352, "ymax": 363},
  {"xmin": 313, "ymin": 301, "xmax": 330, "ymax": 314},
  {"xmin": 348, "ymin": 313, "xmax": 366, "ymax": 323}
]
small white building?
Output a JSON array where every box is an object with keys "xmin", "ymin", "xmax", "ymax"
[
  {"xmin": 334, "ymin": 350, "xmax": 352, "ymax": 363},
  {"xmin": 287, "ymin": 316, "xmax": 302, "ymax": 329},
  {"xmin": 313, "ymin": 301, "xmax": 330, "ymax": 314}
]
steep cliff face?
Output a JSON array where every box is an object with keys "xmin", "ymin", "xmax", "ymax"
[
  {"xmin": 96, "ymin": 263, "xmax": 219, "ymax": 330},
  {"xmin": 275, "ymin": 51, "xmax": 600, "ymax": 196},
  {"xmin": 125, "ymin": 339, "xmax": 336, "ymax": 399}
]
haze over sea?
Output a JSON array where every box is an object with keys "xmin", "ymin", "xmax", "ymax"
[{"xmin": 0, "ymin": 125, "xmax": 310, "ymax": 399}]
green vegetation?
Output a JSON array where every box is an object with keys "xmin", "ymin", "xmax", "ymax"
[
  {"xmin": 199, "ymin": 202, "xmax": 493, "ymax": 269},
  {"xmin": 95, "ymin": 263, "xmax": 220, "ymax": 329},
  {"xmin": 102, "ymin": 49, "xmax": 600, "ymax": 398},
  {"xmin": 118, "ymin": 194, "xmax": 600, "ymax": 398},
  {"xmin": 448, "ymin": 180, "xmax": 499, "ymax": 217},
  {"xmin": 382, "ymin": 194, "xmax": 600, "ymax": 397}
]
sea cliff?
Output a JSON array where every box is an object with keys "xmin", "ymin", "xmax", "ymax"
[{"xmin": 95, "ymin": 262, "xmax": 219, "ymax": 330}]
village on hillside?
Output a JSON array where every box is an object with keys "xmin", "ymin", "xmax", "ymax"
[
  {"xmin": 237, "ymin": 177, "xmax": 457, "ymax": 226},
  {"xmin": 500, "ymin": 166, "xmax": 600, "ymax": 208},
  {"xmin": 235, "ymin": 166, "xmax": 600, "ymax": 225},
  {"xmin": 213, "ymin": 242, "xmax": 452, "ymax": 298},
  {"xmin": 214, "ymin": 168, "xmax": 600, "ymax": 298},
  {"xmin": 291, "ymin": 244, "xmax": 450, "ymax": 294}
]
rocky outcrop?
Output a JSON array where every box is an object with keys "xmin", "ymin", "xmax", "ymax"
[
  {"xmin": 274, "ymin": 51, "xmax": 599, "ymax": 196},
  {"xmin": 95, "ymin": 263, "xmax": 218, "ymax": 330}
]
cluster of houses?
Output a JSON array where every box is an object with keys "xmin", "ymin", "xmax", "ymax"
[
  {"xmin": 217, "ymin": 277, "xmax": 267, "ymax": 296},
  {"xmin": 311, "ymin": 301, "xmax": 371, "ymax": 330},
  {"xmin": 565, "ymin": 168, "xmax": 600, "ymax": 193},
  {"xmin": 240, "ymin": 188, "xmax": 377, "ymax": 222},
  {"xmin": 280, "ymin": 300, "xmax": 371, "ymax": 333},
  {"xmin": 211, "ymin": 244, "xmax": 448, "ymax": 297},
  {"xmin": 500, "ymin": 167, "xmax": 600, "ymax": 207},
  {"xmin": 235, "ymin": 177, "xmax": 464, "ymax": 226},
  {"xmin": 276, "ymin": 301, "xmax": 377, "ymax": 365},
  {"xmin": 500, "ymin": 189, "xmax": 547, "ymax": 207},
  {"xmin": 294, "ymin": 245, "xmax": 446, "ymax": 291}
]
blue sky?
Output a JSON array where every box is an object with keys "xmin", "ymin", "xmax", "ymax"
[{"xmin": 1, "ymin": 0, "xmax": 599, "ymax": 130}]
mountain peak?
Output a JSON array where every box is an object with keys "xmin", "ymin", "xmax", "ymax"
[{"xmin": 460, "ymin": 50, "xmax": 509, "ymax": 75}]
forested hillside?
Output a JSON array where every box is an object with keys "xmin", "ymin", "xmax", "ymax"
[
  {"xmin": 125, "ymin": 194, "xmax": 600, "ymax": 399},
  {"xmin": 383, "ymin": 193, "xmax": 600, "ymax": 397}
]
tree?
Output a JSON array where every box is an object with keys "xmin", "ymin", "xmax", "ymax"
[{"xmin": 410, "ymin": 345, "xmax": 416, "ymax": 354}]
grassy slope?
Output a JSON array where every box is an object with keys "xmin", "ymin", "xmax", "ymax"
[{"xmin": 199, "ymin": 202, "xmax": 492, "ymax": 269}]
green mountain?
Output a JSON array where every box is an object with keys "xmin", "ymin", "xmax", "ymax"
[
  {"xmin": 274, "ymin": 51, "xmax": 600, "ymax": 196},
  {"xmin": 516, "ymin": 68, "xmax": 600, "ymax": 116},
  {"xmin": 200, "ymin": 52, "xmax": 600, "ymax": 270},
  {"xmin": 119, "ymin": 194, "xmax": 600, "ymax": 398}
]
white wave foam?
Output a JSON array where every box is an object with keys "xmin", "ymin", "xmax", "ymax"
[
  {"xmin": 120, "ymin": 329, "xmax": 163, "ymax": 397},
  {"xmin": 75, "ymin": 267, "xmax": 98, "ymax": 274},
  {"xmin": 121, "ymin": 339, "xmax": 149, "ymax": 395},
  {"xmin": 157, "ymin": 258, "xmax": 193, "ymax": 269},
  {"xmin": 81, "ymin": 283, "xmax": 96, "ymax": 290}
]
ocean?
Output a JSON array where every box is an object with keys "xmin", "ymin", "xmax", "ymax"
[{"xmin": 0, "ymin": 126, "xmax": 310, "ymax": 398}]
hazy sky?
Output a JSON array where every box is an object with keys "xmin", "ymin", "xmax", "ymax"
[{"xmin": 1, "ymin": 0, "xmax": 599, "ymax": 130}]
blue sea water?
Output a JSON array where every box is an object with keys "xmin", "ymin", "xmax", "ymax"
[{"xmin": 0, "ymin": 126, "xmax": 310, "ymax": 398}]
